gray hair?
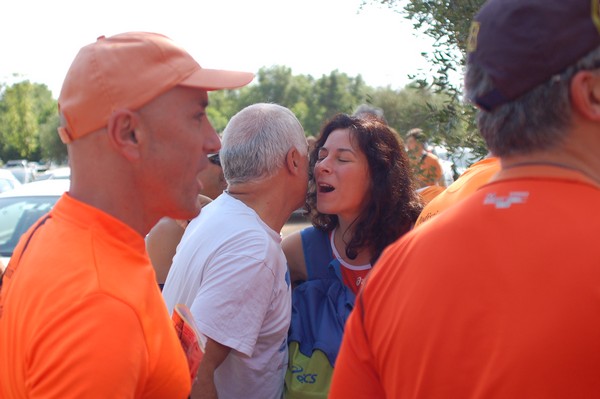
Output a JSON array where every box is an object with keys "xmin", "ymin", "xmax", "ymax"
[
  {"xmin": 221, "ymin": 103, "xmax": 307, "ymax": 185},
  {"xmin": 465, "ymin": 46, "xmax": 600, "ymax": 157}
]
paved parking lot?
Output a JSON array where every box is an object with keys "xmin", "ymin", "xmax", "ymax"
[{"xmin": 281, "ymin": 219, "xmax": 311, "ymax": 238}]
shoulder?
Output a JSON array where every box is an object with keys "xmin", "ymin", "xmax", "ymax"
[
  {"xmin": 146, "ymin": 218, "xmax": 185, "ymax": 259},
  {"xmin": 197, "ymin": 194, "xmax": 213, "ymax": 209},
  {"xmin": 147, "ymin": 217, "xmax": 184, "ymax": 242},
  {"xmin": 425, "ymin": 152, "xmax": 442, "ymax": 166},
  {"xmin": 426, "ymin": 151, "xmax": 440, "ymax": 160},
  {"xmin": 282, "ymin": 230, "xmax": 308, "ymax": 286},
  {"xmin": 282, "ymin": 230, "xmax": 306, "ymax": 265}
]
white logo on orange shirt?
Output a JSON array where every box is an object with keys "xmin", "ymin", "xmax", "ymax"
[{"xmin": 483, "ymin": 192, "xmax": 529, "ymax": 209}]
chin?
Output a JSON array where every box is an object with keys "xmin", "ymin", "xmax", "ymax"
[{"xmin": 316, "ymin": 204, "xmax": 336, "ymax": 215}]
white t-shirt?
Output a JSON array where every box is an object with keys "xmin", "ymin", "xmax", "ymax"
[{"xmin": 162, "ymin": 193, "xmax": 291, "ymax": 399}]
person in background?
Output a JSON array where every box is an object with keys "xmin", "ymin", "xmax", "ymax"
[
  {"xmin": 405, "ymin": 127, "xmax": 445, "ymax": 189},
  {"xmin": 330, "ymin": 0, "xmax": 600, "ymax": 396},
  {"xmin": 195, "ymin": 152, "xmax": 227, "ymax": 201},
  {"xmin": 353, "ymin": 103, "xmax": 388, "ymax": 125},
  {"xmin": 162, "ymin": 103, "xmax": 309, "ymax": 399},
  {"xmin": 0, "ymin": 32, "xmax": 253, "ymax": 398},
  {"xmin": 146, "ymin": 152, "xmax": 226, "ymax": 289},
  {"xmin": 282, "ymin": 114, "xmax": 422, "ymax": 397},
  {"xmin": 307, "ymin": 135, "xmax": 317, "ymax": 153}
]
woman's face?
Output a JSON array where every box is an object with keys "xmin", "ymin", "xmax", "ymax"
[{"xmin": 314, "ymin": 128, "xmax": 371, "ymax": 222}]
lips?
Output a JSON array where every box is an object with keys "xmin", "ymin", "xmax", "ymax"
[{"xmin": 318, "ymin": 182, "xmax": 335, "ymax": 193}]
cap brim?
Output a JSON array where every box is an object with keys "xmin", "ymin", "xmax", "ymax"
[{"xmin": 180, "ymin": 68, "xmax": 254, "ymax": 91}]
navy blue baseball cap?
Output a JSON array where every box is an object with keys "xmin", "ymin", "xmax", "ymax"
[{"xmin": 467, "ymin": 0, "xmax": 600, "ymax": 111}]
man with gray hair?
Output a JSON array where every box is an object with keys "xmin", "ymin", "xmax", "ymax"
[
  {"xmin": 162, "ymin": 103, "xmax": 308, "ymax": 399},
  {"xmin": 330, "ymin": 0, "xmax": 600, "ymax": 397}
]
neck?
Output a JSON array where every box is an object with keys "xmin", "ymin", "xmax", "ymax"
[
  {"xmin": 333, "ymin": 216, "xmax": 373, "ymax": 265},
  {"xmin": 336, "ymin": 216, "xmax": 355, "ymax": 239},
  {"xmin": 69, "ymin": 174, "xmax": 155, "ymax": 237},
  {"xmin": 227, "ymin": 177, "xmax": 296, "ymax": 233},
  {"xmin": 69, "ymin": 143, "xmax": 156, "ymax": 237},
  {"xmin": 501, "ymin": 132, "xmax": 600, "ymax": 186}
]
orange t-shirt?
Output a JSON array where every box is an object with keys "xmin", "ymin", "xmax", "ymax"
[
  {"xmin": 416, "ymin": 185, "xmax": 446, "ymax": 206},
  {"xmin": 410, "ymin": 151, "xmax": 444, "ymax": 188},
  {"xmin": 415, "ymin": 156, "xmax": 501, "ymax": 226},
  {"xmin": 0, "ymin": 194, "xmax": 190, "ymax": 398},
  {"xmin": 326, "ymin": 229, "xmax": 371, "ymax": 295},
  {"xmin": 330, "ymin": 164, "xmax": 600, "ymax": 398}
]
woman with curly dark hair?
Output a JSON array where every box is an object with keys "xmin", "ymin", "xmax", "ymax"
[
  {"xmin": 283, "ymin": 113, "xmax": 422, "ymax": 291},
  {"xmin": 282, "ymin": 113, "xmax": 422, "ymax": 398}
]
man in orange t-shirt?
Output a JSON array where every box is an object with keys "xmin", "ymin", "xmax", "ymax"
[
  {"xmin": 330, "ymin": 0, "xmax": 600, "ymax": 397},
  {"xmin": 0, "ymin": 32, "xmax": 253, "ymax": 398}
]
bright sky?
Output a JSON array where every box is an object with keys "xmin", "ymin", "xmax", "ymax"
[{"xmin": 1, "ymin": 0, "xmax": 438, "ymax": 99}]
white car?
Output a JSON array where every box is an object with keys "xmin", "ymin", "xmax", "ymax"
[
  {"xmin": 0, "ymin": 169, "xmax": 22, "ymax": 194},
  {"xmin": 34, "ymin": 166, "xmax": 71, "ymax": 181},
  {"xmin": 0, "ymin": 179, "xmax": 70, "ymax": 269}
]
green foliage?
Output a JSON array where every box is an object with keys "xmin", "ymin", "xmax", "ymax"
[
  {"xmin": 208, "ymin": 66, "xmax": 371, "ymax": 137},
  {"xmin": 1, "ymin": 1, "xmax": 492, "ymax": 170},
  {"xmin": 38, "ymin": 113, "xmax": 67, "ymax": 163},
  {"xmin": 1, "ymin": 63, "xmax": 471, "ymax": 168},
  {"xmin": 363, "ymin": 0, "xmax": 488, "ymax": 160},
  {"xmin": 0, "ymin": 81, "xmax": 64, "ymax": 163},
  {"xmin": 208, "ymin": 65, "xmax": 465, "ymax": 153}
]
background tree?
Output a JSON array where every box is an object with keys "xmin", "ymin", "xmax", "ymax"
[
  {"xmin": 205, "ymin": 64, "xmax": 459, "ymax": 146},
  {"xmin": 363, "ymin": 0, "xmax": 487, "ymax": 158},
  {"xmin": 38, "ymin": 113, "xmax": 66, "ymax": 163},
  {"xmin": 207, "ymin": 67, "xmax": 370, "ymax": 137},
  {"xmin": 0, "ymin": 81, "xmax": 59, "ymax": 163},
  {"xmin": 1, "ymin": 60, "xmax": 473, "ymax": 174}
]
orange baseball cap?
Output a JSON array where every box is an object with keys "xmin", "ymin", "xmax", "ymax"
[{"xmin": 57, "ymin": 32, "xmax": 254, "ymax": 143}]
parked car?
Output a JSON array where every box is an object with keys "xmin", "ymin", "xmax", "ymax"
[
  {"xmin": 0, "ymin": 169, "xmax": 22, "ymax": 194},
  {"xmin": 27, "ymin": 161, "xmax": 50, "ymax": 175},
  {"xmin": 0, "ymin": 179, "xmax": 69, "ymax": 268},
  {"xmin": 4, "ymin": 160, "xmax": 36, "ymax": 184},
  {"xmin": 5, "ymin": 159, "xmax": 28, "ymax": 168},
  {"xmin": 34, "ymin": 166, "xmax": 71, "ymax": 181}
]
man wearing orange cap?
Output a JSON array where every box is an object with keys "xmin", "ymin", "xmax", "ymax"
[{"xmin": 0, "ymin": 32, "xmax": 253, "ymax": 398}]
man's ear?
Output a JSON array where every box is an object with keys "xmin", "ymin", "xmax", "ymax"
[
  {"xmin": 286, "ymin": 147, "xmax": 301, "ymax": 175},
  {"xmin": 106, "ymin": 109, "xmax": 141, "ymax": 161},
  {"xmin": 571, "ymin": 70, "xmax": 600, "ymax": 121}
]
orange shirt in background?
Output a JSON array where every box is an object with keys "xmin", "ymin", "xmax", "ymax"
[
  {"xmin": 416, "ymin": 185, "xmax": 446, "ymax": 206},
  {"xmin": 410, "ymin": 152, "xmax": 444, "ymax": 188},
  {"xmin": 415, "ymin": 156, "xmax": 501, "ymax": 226}
]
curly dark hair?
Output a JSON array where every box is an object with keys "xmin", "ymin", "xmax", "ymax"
[{"xmin": 305, "ymin": 114, "xmax": 423, "ymax": 264}]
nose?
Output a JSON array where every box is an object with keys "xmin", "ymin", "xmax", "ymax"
[
  {"xmin": 314, "ymin": 156, "xmax": 331, "ymax": 175},
  {"xmin": 204, "ymin": 120, "xmax": 221, "ymax": 155}
]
